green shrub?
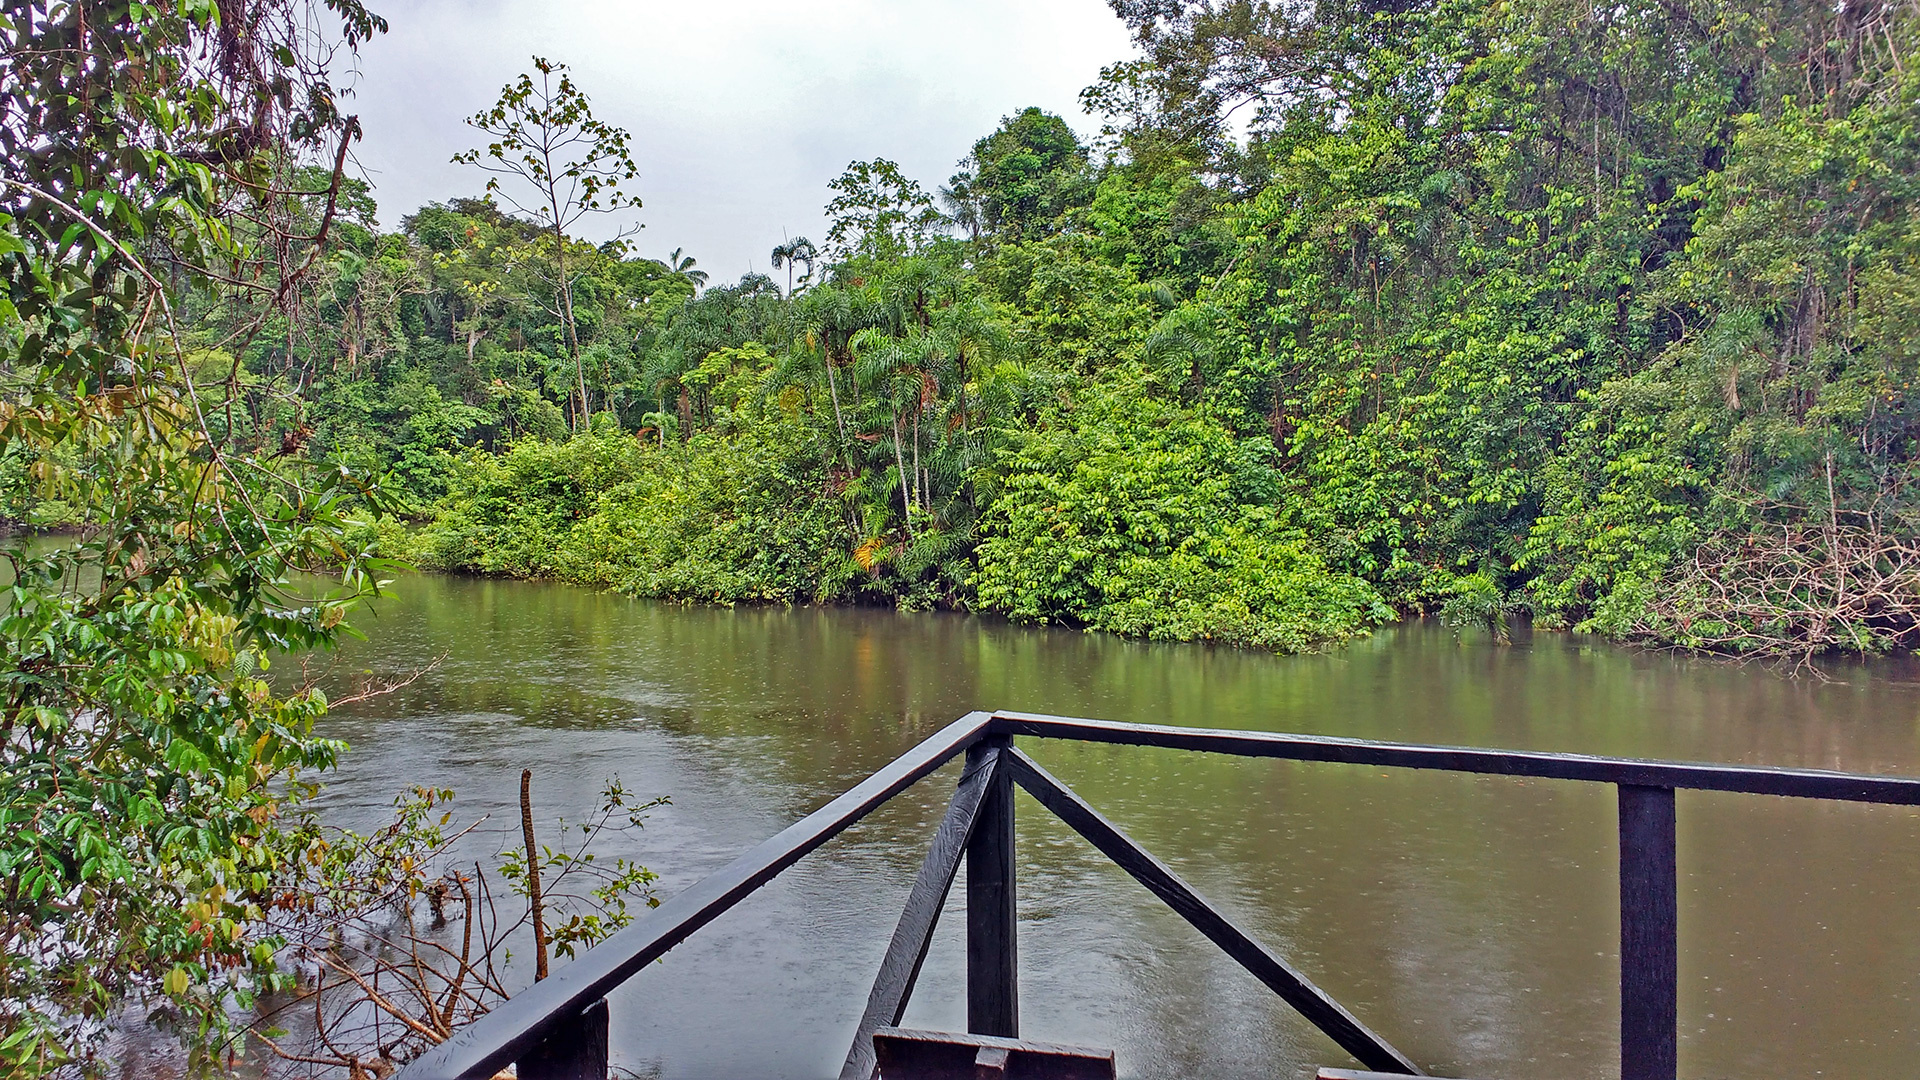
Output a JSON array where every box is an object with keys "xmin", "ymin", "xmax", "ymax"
[
  {"xmin": 421, "ymin": 434, "xmax": 644, "ymax": 579},
  {"xmin": 974, "ymin": 375, "xmax": 1389, "ymax": 650},
  {"xmin": 342, "ymin": 515, "xmax": 425, "ymax": 566},
  {"xmin": 574, "ymin": 425, "xmax": 858, "ymax": 604},
  {"xmin": 422, "ymin": 420, "xmax": 859, "ymax": 604}
]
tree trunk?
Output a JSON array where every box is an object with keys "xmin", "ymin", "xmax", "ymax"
[
  {"xmin": 520, "ymin": 769, "xmax": 549, "ymax": 981},
  {"xmin": 892, "ymin": 406, "xmax": 913, "ymax": 535},
  {"xmin": 548, "ymin": 181, "xmax": 586, "ymax": 429},
  {"xmin": 825, "ymin": 351, "xmax": 851, "ymax": 464},
  {"xmin": 560, "ymin": 254, "xmax": 587, "ymax": 427}
]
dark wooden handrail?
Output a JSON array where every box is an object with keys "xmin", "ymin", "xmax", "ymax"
[
  {"xmin": 395, "ymin": 709, "xmax": 1920, "ymax": 1080},
  {"xmin": 988, "ymin": 711, "xmax": 1920, "ymax": 803}
]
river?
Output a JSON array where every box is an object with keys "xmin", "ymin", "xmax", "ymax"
[{"xmin": 292, "ymin": 571, "xmax": 1920, "ymax": 1080}]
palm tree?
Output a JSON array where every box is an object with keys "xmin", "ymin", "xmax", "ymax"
[
  {"xmin": 929, "ymin": 295, "xmax": 1007, "ymax": 497},
  {"xmin": 1140, "ymin": 306, "xmax": 1218, "ymax": 401},
  {"xmin": 851, "ymin": 326, "xmax": 920, "ymax": 531},
  {"xmin": 769, "ymin": 236, "xmax": 819, "ymax": 296},
  {"xmin": 667, "ymin": 247, "xmax": 709, "ymax": 289},
  {"xmin": 939, "ymin": 175, "xmax": 982, "ymax": 241},
  {"xmin": 796, "ymin": 284, "xmax": 889, "ymax": 460}
]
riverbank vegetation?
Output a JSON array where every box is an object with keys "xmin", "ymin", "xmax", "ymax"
[{"xmin": 101, "ymin": 0, "xmax": 1920, "ymax": 662}]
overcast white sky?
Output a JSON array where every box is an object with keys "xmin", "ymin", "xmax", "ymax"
[{"xmin": 344, "ymin": 0, "xmax": 1135, "ymax": 284}]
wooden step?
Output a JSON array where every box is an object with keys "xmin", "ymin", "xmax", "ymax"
[{"xmin": 873, "ymin": 1026, "xmax": 1117, "ymax": 1079}]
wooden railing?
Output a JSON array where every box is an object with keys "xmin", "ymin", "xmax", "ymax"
[{"xmin": 393, "ymin": 710, "xmax": 1920, "ymax": 1080}]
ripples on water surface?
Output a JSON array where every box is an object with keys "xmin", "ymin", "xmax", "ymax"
[{"xmin": 287, "ymin": 573, "xmax": 1920, "ymax": 1079}]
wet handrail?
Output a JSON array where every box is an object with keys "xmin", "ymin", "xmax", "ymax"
[
  {"xmin": 395, "ymin": 709, "xmax": 1920, "ymax": 1080},
  {"xmin": 401, "ymin": 711, "xmax": 994, "ymax": 1080},
  {"xmin": 989, "ymin": 711, "xmax": 1920, "ymax": 803}
]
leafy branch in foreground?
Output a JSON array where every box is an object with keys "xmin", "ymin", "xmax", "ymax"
[
  {"xmin": 247, "ymin": 778, "xmax": 665, "ymax": 1077},
  {"xmin": 0, "ymin": 0, "xmax": 396, "ymax": 1074}
]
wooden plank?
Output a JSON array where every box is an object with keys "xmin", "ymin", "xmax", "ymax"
[
  {"xmin": 1004, "ymin": 749, "xmax": 1424, "ymax": 1076},
  {"xmin": 968, "ymin": 736, "xmax": 1019, "ymax": 1039},
  {"xmin": 516, "ymin": 998, "xmax": 607, "ymax": 1080},
  {"xmin": 1618, "ymin": 784, "xmax": 1678, "ymax": 1080},
  {"xmin": 395, "ymin": 712, "xmax": 997, "ymax": 1080},
  {"xmin": 988, "ymin": 712, "xmax": 1920, "ymax": 805},
  {"xmin": 840, "ymin": 744, "xmax": 1003, "ymax": 1080},
  {"xmin": 872, "ymin": 1027, "xmax": 1115, "ymax": 1080}
]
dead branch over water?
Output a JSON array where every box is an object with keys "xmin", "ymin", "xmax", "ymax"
[{"xmin": 1640, "ymin": 493, "xmax": 1920, "ymax": 668}]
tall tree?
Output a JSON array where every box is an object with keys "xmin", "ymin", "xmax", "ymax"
[
  {"xmin": 823, "ymin": 159, "xmax": 945, "ymax": 261},
  {"xmin": 667, "ymin": 246, "xmax": 709, "ymax": 288},
  {"xmin": 948, "ymin": 107, "xmax": 1093, "ymax": 240},
  {"xmin": 454, "ymin": 56, "xmax": 642, "ymax": 428}
]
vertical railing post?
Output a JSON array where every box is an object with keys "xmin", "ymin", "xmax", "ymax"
[
  {"xmin": 518, "ymin": 997, "xmax": 610, "ymax": 1080},
  {"xmin": 1618, "ymin": 784, "xmax": 1677, "ymax": 1080},
  {"xmin": 967, "ymin": 733, "xmax": 1018, "ymax": 1037}
]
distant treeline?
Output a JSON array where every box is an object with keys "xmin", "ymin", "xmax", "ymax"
[{"xmin": 22, "ymin": 0, "xmax": 1920, "ymax": 659}]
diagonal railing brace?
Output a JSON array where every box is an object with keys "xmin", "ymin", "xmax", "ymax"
[
  {"xmin": 839, "ymin": 742, "xmax": 1004, "ymax": 1080},
  {"xmin": 1003, "ymin": 748, "xmax": 1425, "ymax": 1076}
]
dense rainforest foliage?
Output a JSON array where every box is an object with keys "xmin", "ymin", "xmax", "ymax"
[{"xmin": 15, "ymin": 0, "xmax": 1920, "ymax": 663}]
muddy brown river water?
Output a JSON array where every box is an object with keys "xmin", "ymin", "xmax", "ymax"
[{"xmin": 267, "ymin": 572, "xmax": 1920, "ymax": 1079}]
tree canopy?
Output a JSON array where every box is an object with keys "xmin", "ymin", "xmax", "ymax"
[{"xmin": 94, "ymin": 0, "xmax": 1920, "ymax": 668}]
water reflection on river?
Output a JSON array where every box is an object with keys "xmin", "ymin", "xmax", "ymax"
[{"xmin": 297, "ymin": 572, "xmax": 1920, "ymax": 1079}]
